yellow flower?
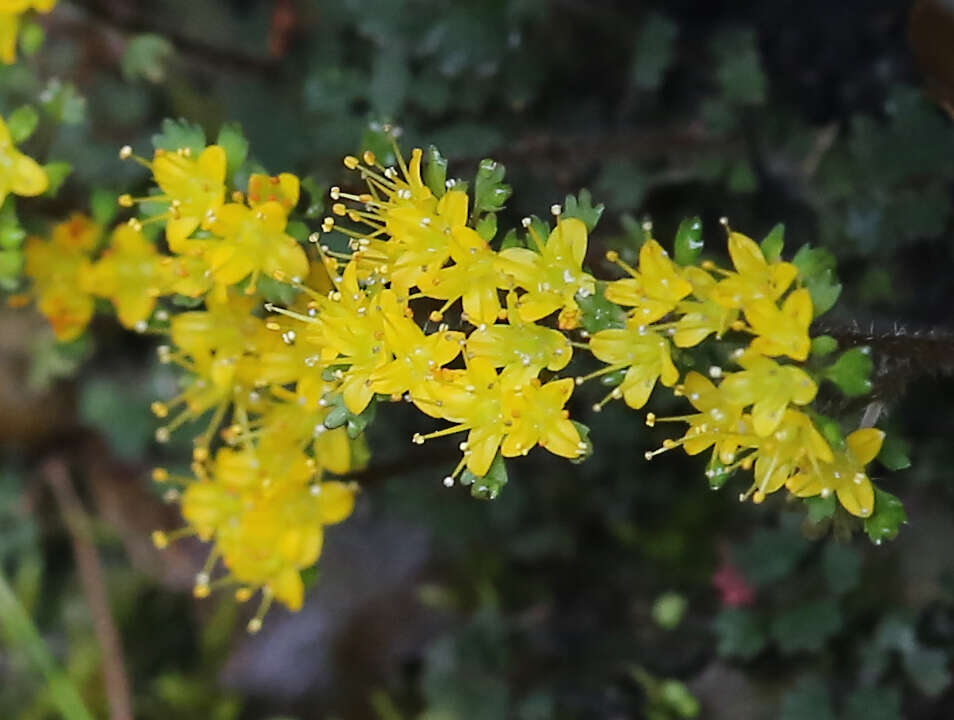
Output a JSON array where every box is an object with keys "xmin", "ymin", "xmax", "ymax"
[
  {"xmin": 84, "ymin": 224, "xmax": 169, "ymax": 330},
  {"xmin": 204, "ymin": 201, "xmax": 309, "ymax": 293},
  {"xmin": 122, "ymin": 145, "xmax": 227, "ymax": 249},
  {"xmin": 501, "ymin": 377, "xmax": 584, "ymax": 460},
  {"xmin": 0, "ymin": 0, "xmax": 56, "ymax": 65},
  {"xmin": 23, "ymin": 214, "xmax": 100, "ymax": 341},
  {"xmin": 0, "ymin": 113, "xmax": 48, "ymax": 204},
  {"xmin": 368, "ymin": 290, "xmax": 464, "ymax": 397},
  {"xmin": 414, "ymin": 358, "xmax": 507, "ymax": 477},
  {"xmin": 671, "ymin": 266, "xmax": 738, "ymax": 348},
  {"xmin": 603, "ymin": 239, "xmax": 692, "ymax": 324},
  {"xmin": 743, "ymin": 410, "xmax": 832, "ymax": 503},
  {"xmin": 786, "ymin": 428, "xmax": 884, "ymax": 517},
  {"xmin": 743, "ymin": 288, "xmax": 813, "ymax": 361},
  {"xmin": 719, "ymin": 350, "xmax": 818, "ymax": 436},
  {"xmin": 418, "ymin": 225, "xmax": 506, "ymax": 325},
  {"xmin": 333, "ymin": 147, "xmax": 461, "ymax": 294},
  {"xmin": 465, "ymin": 292, "xmax": 572, "ymax": 383},
  {"xmin": 498, "ymin": 217, "xmax": 596, "ymax": 328},
  {"xmin": 588, "ymin": 320, "xmax": 679, "ymax": 410},
  {"xmin": 247, "ymin": 172, "xmax": 300, "ymax": 213},
  {"xmin": 711, "ymin": 231, "xmax": 798, "ymax": 310},
  {"xmin": 648, "ymin": 371, "xmax": 751, "ymax": 465}
]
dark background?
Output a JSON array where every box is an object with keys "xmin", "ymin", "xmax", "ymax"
[{"xmin": 2, "ymin": 1, "xmax": 954, "ymax": 718}]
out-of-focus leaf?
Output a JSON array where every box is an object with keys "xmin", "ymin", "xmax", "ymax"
[
  {"xmin": 713, "ymin": 608, "xmax": 767, "ymax": 660},
  {"xmin": 779, "ymin": 676, "xmax": 836, "ymax": 720},
  {"xmin": 771, "ymin": 598, "xmax": 842, "ymax": 654},
  {"xmin": 630, "ymin": 13, "xmax": 678, "ymax": 91},
  {"xmin": 121, "ymin": 34, "xmax": 174, "ymax": 83}
]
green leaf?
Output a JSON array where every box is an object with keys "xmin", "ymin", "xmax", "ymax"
[
  {"xmin": 760, "ymin": 223, "xmax": 785, "ymax": 262},
  {"xmin": 90, "ymin": 188, "xmax": 119, "ymax": 227},
  {"xmin": 121, "ymin": 34, "xmax": 174, "ymax": 83},
  {"xmin": 792, "ymin": 245, "xmax": 842, "ymax": 316},
  {"xmin": 779, "ymin": 677, "xmax": 836, "ymax": 720},
  {"xmin": 810, "ymin": 335, "xmax": 838, "ymax": 358},
  {"xmin": 771, "ymin": 598, "xmax": 842, "ymax": 654},
  {"xmin": 474, "ymin": 158, "xmax": 512, "ymax": 214},
  {"xmin": 152, "ymin": 117, "xmax": 206, "ymax": 154},
  {"xmin": 40, "ymin": 80, "xmax": 86, "ymax": 125},
  {"xmin": 569, "ymin": 421, "xmax": 593, "ymax": 465},
  {"xmin": 823, "ymin": 347, "xmax": 873, "ymax": 397},
  {"xmin": 424, "ymin": 145, "xmax": 448, "ymax": 198},
  {"xmin": 346, "ymin": 400, "xmax": 377, "ymax": 439},
  {"xmin": 706, "ymin": 453, "xmax": 735, "ymax": 489},
  {"xmin": 0, "ymin": 225, "xmax": 26, "ymax": 251},
  {"xmin": 658, "ymin": 680, "xmax": 699, "ymax": 718},
  {"xmin": 257, "ymin": 275, "xmax": 298, "ymax": 306},
  {"xmin": 476, "ymin": 212, "xmax": 497, "ymax": 242},
  {"xmin": 843, "ymin": 687, "xmax": 903, "ymax": 720},
  {"xmin": 465, "ymin": 453, "xmax": 509, "ymax": 500},
  {"xmin": 864, "ymin": 488, "xmax": 907, "ymax": 544},
  {"xmin": 630, "ymin": 13, "xmax": 678, "ymax": 91},
  {"xmin": 902, "ymin": 646, "xmax": 951, "ymax": 697},
  {"xmin": 562, "ymin": 189, "xmax": 605, "ymax": 232},
  {"xmin": 79, "ymin": 377, "xmax": 154, "ymax": 460},
  {"xmin": 0, "ymin": 249, "xmax": 23, "ymax": 278},
  {"xmin": 804, "ymin": 494, "xmax": 836, "ymax": 524},
  {"xmin": 877, "ymin": 433, "xmax": 911, "ymax": 471},
  {"xmin": 651, "ymin": 592, "xmax": 687, "ymax": 630},
  {"xmin": 19, "ymin": 22, "xmax": 45, "ymax": 57},
  {"xmin": 42, "ymin": 162, "xmax": 72, "ymax": 196},
  {"xmin": 712, "ymin": 28, "xmax": 767, "ymax": 106},
  {"xmin": 713, "ymin": 608, "xmax": 767, "ymax": 660},
  {"xmin": 733, "ymin": 525, "xmax": 811, "ymax": 587},
  {"xmin": 300, "ymin": 177, "xmax": 326, "ymax": 219},
  {"xmin": 216, "ymin": 123, "xmax": 249, "ymax": 179},
  {"xmin": 499, "ymin": 228, "xmax": 522, "ymax": 251},
  {"xmin": 673, "ymin": 216, "xmax": 703, "ymax": 266},
  {"xmin": 7, "ymin": 105, "xmax": 38, "ymax": 144},
  {"xmin": 821, "ymin": 542, "xmax": 862, "ymax": 595},
  {"xmin": 577, "ymin": 281, "xmax": 627, "ymax": 333},
  {"xmin": 812, "ymin": 413, "xmax": 846, "ymax": 451}
]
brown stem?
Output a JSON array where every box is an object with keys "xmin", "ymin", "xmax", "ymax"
[{"xmin": 44, "ymin": 459, "xmax": 135, "ymax": 720}]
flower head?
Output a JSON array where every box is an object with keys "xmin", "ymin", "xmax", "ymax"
[{"xmin": 786, "ymin": 427, "xmax": 884, "ymax": 517}]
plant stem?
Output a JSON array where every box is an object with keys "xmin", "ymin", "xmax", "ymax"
[{"xmin": 0, "ymin": 568, "xmax": 97, "ymax": 720}]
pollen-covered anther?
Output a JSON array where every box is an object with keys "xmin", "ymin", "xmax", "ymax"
[
  {"xmin": 150, "ymin": 401, "xmax": 169, "ymax": 418},
  {"xmin": 708, "ymin": 365, "xmax": 723, "ymax": 379},
  {"xmin": 151, "ymin": 530, "xmax": 169, "ymax": 549},
  {"xmin": 119, "ymin": 145, "xmax": 133, "ymax": 160},
  {"xmin": 645, "ymin": 412, "xmax": 656, "ymax": 427},
  {"xmin": 443, "ymin": 476, "xmax": 455, "ymax": 487},
  {"xmin": 412, "ymin": 433, "xmax": 425, "ymax": 445},
  {"xmin": 550, "ymin": 204, "xmax": 562, "ymax": 216},
  {"xmin": 343, "ymin": 155, "xmax": 360, "ymax": 170}
]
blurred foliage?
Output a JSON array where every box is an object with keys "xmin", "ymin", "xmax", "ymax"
[{"xmin": 1, "ymin": 0, "xmax": 954, "ymax": 718}]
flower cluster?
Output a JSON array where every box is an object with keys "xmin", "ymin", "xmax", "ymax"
[
  {"xmin": 16, "ymin": 124, "xmax": 896, "ymax": 626},
  {"xmin": 592, "ymin": 228, "xmax": 885, "ymax": 518}
]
